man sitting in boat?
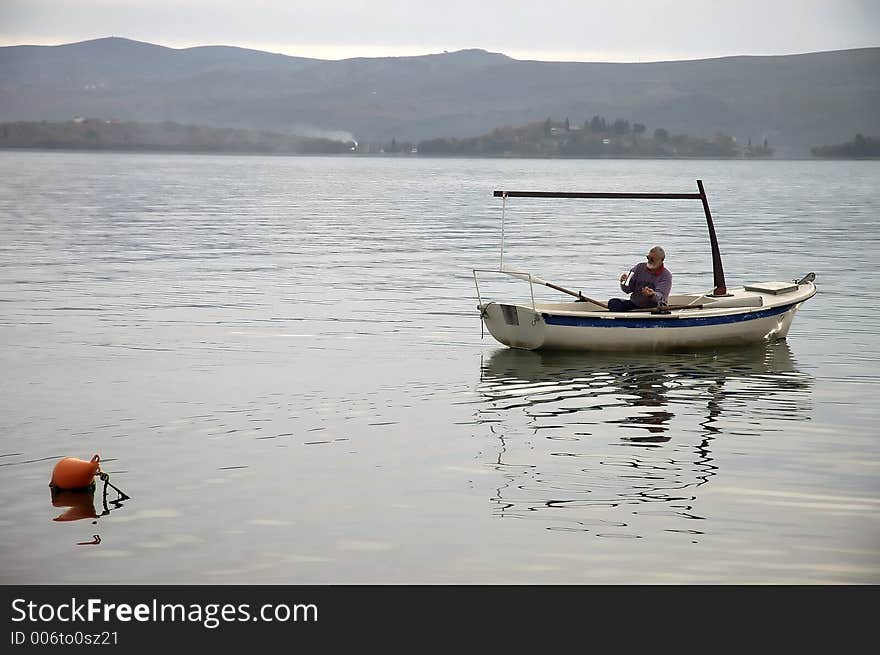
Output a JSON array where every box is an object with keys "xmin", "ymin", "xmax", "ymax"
[{"xmin": 607, "ymin": 246, "xmax": 672, "ymax": 311}]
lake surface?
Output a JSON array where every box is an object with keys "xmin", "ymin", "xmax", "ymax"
[{"xmin": 1, "ymin": 152, "xmax": 878, "ymax": 583}]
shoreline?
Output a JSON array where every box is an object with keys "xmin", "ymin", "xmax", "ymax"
[{"xmin": 2, "ymin": 146, "xmax": 875, "ymax": 161}]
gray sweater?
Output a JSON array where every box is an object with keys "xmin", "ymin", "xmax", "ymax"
[{"xmin": 621, "ymin": 262, "xmax": 672, "ymax": 307}]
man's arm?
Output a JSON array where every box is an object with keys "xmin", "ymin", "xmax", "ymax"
[
  {"xmin": 620, "ymin": 267, "xmax": 635, "ymax": 293},
  {"xmin": 653, "ymin": 272, "xmax": 672, "ymax": 305}
]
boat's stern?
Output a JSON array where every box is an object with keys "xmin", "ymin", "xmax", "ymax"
[{"xmin": 478, "ymin": 302, "xmax": 546, "ymax": 350}]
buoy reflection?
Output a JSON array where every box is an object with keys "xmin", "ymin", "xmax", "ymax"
[{"xmin": 49, "ymin": 473, "xmax": 130, "ymax": 546}]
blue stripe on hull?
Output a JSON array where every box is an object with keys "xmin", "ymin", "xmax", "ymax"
[{"xmin": 542, "ymin": 302, "xmax": 796, "ymax": 329}]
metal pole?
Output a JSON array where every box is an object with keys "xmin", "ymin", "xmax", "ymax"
[{"xmin": 500, "ymin": 192, "xmax": 506, "ymax": 271}]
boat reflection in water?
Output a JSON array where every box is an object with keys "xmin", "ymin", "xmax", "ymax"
[{"xmin": 476, "ymin": 342, "xmax": 813, "ymax": 532}]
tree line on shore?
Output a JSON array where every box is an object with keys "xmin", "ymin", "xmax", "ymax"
[
  {"xmin": 408, "ymin": 116, "xmax": 773, "ymax": 158},
  {"xmin": 3, "ymin": 117, "xmax": 875, "ymax": 159},
  {"xmin": 0, "ymin": 115, "xmax": 771, "ymax": 158},
  {"xmin": 810, "ymin": 134, "xmax": 880, "ymax": 158},
  {"xmin": 0, "ymin": 119, "xmax": 356, "ymax": 154}
]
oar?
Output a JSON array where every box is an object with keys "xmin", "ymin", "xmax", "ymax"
[
  {"xmin": 543, "ymin": 281, "xmax": 609, "ymax": 308},
  {"xmin": 503, "ymin": 271, "xmax": 609, "ymax": 308}
]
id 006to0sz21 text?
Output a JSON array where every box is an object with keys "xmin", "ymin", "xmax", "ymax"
[{"xmin": 11, "ymin": 631, "xmax": 118, "ymax": 646}]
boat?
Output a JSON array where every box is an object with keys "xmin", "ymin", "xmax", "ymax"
[{"xmin": 474, "ymin": 180, "xmax": 817, "ymax": 352}]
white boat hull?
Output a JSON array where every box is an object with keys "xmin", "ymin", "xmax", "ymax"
[{"xmin": 479, "ymin": 281, "xmax": 816, "ymax": 352}]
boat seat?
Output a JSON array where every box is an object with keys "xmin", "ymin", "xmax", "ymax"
[
  {"xmin": 744, "ymin": 281, "xmax": 799, "ymax": 295},
  {"xmin": 668, "ymin": 294, "xmax": 704, "ymax": 306}
]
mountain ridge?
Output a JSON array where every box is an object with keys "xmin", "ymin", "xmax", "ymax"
[{"xmin": 1, "ymin": 37, "xmax": 877, "ymax": 155}]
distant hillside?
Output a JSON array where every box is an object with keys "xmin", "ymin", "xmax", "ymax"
[{"xmin": 1, "ymin": 37, "xmax": 878, "ymax": 156}]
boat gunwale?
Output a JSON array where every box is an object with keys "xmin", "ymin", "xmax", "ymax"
[{"xmin": 478, "ymin": 282, "xmax": 816, "ymax": 323}]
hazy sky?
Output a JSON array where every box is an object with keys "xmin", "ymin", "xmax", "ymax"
[{"xmin": 1, "ymin": 0, "xmax": 878, "ymax": 62}]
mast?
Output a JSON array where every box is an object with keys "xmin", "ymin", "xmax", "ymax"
[{"xmin": 696, "ymin": 180, "xmax": 727, "ymax": 296}]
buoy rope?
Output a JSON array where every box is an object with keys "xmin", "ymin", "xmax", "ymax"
[{"xmin": 97, "ymin": 468, "xmax": 131, "ymax": 501}]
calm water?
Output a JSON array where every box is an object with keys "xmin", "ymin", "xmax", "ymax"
[{"xmin": 1, "ymin": 152, "xmax": 878, "ymax": 583}]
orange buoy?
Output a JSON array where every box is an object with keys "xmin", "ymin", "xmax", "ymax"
[{"xmin": 50, "ymin": 454, "xmax": 100, "ymax": 491}]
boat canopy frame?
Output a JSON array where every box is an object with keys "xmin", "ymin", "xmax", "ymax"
[{"xmin": 492, "ymin": 179, "xmax": 728, "ymax": 296}]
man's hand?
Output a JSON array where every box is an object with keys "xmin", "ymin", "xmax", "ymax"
[
  {"xmin": 641, "ymin": 286, "xmax": 655, "ymax": 297},
  {"xmin": 619, "ymin": 273, "xmax": 628, "ymax": 283}
]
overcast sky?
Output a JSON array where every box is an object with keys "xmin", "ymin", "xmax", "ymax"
[{"xmin": 1, "ymin": 0, "xmax": 878, "ymax": 62}]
